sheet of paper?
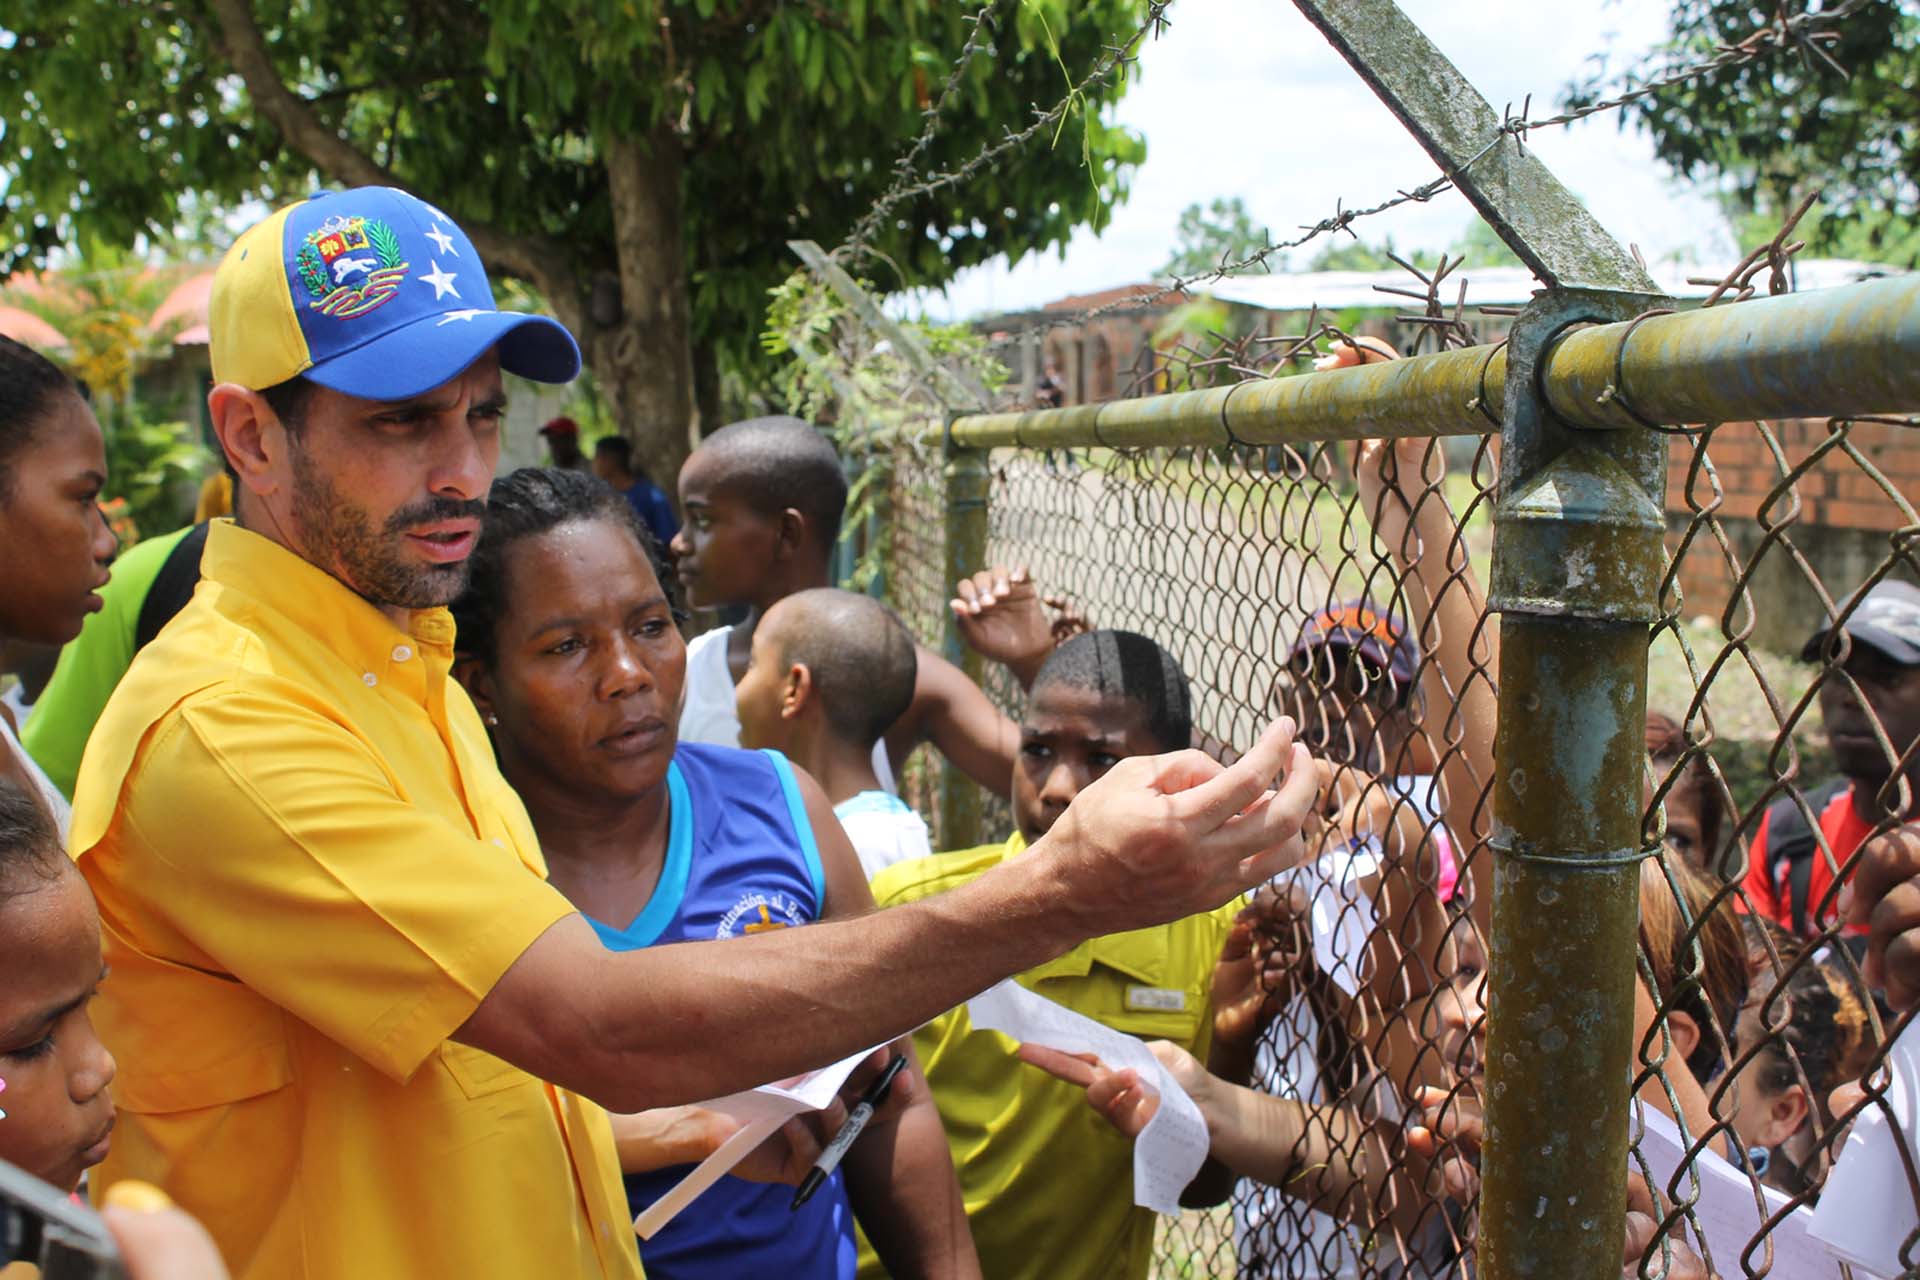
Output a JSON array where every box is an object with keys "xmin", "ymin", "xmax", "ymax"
[
  {"xmin": 1809, "ymin": 1018, "xmax": 1918, "ymax": 1279},
  {"xmin": 968, "ymin": 978, "xmax": 1210, "ymax": 1215},
  {"xmin": 1631, "ymin": 1102, "xmax": 1842, "ymax": 1278},
  {"xmin": 633, "ymin": 1043, "xmax": 879, "ymax": 1239},
  {"xmin": 1272, "ymin": 839, "xmax": 1382, "ymax": 1000}
]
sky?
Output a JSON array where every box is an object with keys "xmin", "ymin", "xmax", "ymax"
[{"xmin": 895, "ymin": 0, "xmax": 1741, "ymax": 322}]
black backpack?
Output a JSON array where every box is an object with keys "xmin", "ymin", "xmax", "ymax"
[
  {"xmin": 133, "ymin": 522, "xmax": 212, "ymax": 651},
  {"xmin": 1762, "ymin": 776, "xmax": 1852, "ymax": 938}
]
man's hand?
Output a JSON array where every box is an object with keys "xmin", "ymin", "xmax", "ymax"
[
  {"xmin": 1029, "ymin": 719, "xmax": 1322, "ymax": 939},
  {"xmin": 1840, "ymin": 819, "xmax": 1920, "ymax": 1009},
  {"xmin": 1211, "ymin": 882, "xmax": 1315, "ymax": 1057},
  {"xmin": 950, "ymin": 565, "xmax": 1088, "ymax": 688}
]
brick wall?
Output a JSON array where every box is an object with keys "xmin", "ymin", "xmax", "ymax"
[{"xmin": 1666, "ymin": 418, "xmax": 1919, "ymax": 650}]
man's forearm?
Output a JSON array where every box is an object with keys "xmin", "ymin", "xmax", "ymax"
[{"xmin": 574, "ymin": 861, "xmax": 1071, "ymax": 1111}]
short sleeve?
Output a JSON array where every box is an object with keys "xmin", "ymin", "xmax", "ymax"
[
  {"xmin": 1738, "ymin": 809, "xmax": 1779, "ymax": 924},
  {"xmin": 106, "ymin": 692, "xmax": 575, "ymax": 1082}
]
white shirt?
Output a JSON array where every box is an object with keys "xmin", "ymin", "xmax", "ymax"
[
  {"xmin": 833, "ymin": 790, "xmax": 933, "ymax": 880},
  {"xmin": 679, "ymin": 625, "xmax": 898, "ymax": 793},
  {"xmin": 1, "ymin": 702, "xmax": 71, "ymax": 842}
]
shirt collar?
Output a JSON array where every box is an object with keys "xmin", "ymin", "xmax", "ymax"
[{"xmin": 200, "ymin": 519, "xmax": 457, "ymax": 679}]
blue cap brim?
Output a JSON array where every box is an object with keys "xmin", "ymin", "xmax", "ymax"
[{"xmin": 301, "ymin": 309, "xmax": 581, "ymax": 402}]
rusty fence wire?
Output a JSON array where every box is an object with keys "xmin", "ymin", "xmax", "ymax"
[{"xmin": 839, "ymin": 291, "xmax": 1920, "ymax": 1277}]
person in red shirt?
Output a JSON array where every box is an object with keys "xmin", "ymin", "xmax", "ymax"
[{"xmin": 1741, "ymin": 579, "xmax": 1920, "ymax": 940}]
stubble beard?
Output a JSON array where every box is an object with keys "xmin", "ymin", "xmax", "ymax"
[{"xmin": 289, "ymin": 447, "xmax": 472, "ymax": 611}]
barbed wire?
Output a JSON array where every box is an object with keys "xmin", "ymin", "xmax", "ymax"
[
  {"xmin": 860, "ymin": 0, "xmax": 1881, "ymax": 350},
  {"xmin": 837, "ymin": 0, "xmax": 1174, "ymax": 272}
]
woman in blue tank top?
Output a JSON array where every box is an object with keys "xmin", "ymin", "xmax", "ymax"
[{"xmin": 451, "ymin": 468, "xmax": 979, "ymax": 1280}]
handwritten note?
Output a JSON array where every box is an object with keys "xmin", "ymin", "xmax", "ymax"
[
  {"xmin": 633, "ymin": 1044, "xmax": 879, "ymax": 1239},
  {"xmin": 1809, "ymin": 1019, "xmax": 1917, "ymax": 1279},
  {"xmin": 969, "ymin": 978, "xmax": 1210, "ymax": 1214}
]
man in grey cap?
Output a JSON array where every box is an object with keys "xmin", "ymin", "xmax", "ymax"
[{"xmin": 1740, "ymin": 579, "xmax": 1920, "ymax": 942}]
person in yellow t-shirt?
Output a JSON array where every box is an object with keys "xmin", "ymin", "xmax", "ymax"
[
  {"xmin": 863, "ymin": 630, "xmax": 1248, "ymax": 1280},
  {"xmin": 67, "ymin": 188, "xmax": 1327, "ymax": 1280}
]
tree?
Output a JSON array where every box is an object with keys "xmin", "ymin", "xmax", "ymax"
[
  {"xmin": 0, "ymin": 0, "xmax": 1151, "ymax": 483},
  {"xmin": 1159, "ymin": 197, "xmax": 1275, "ymax": 278},
  {"xmin": 1564, "ymin": 0, "xmax": 1920, "ymax": 264}
]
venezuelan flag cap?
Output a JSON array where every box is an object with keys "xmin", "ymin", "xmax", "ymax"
[{"xmin": 209, "ymin": 186, "xmax": 580, "ymax": 400}]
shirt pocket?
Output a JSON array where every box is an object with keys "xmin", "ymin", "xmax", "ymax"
[
  {"xmin": 113, "ymin": 1038, "xmax": 294, "ymax": 1115},
  {"xmin": 437, "ymin": 1041, "xmax": 533, "ymax": 1099},
  {"xmin": 1027, "ymin": 937, "xmax": 1211, "ymax": 1049}
]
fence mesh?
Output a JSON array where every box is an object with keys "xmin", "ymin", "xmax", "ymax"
[{"xmin": 853, "ymin": 303, "xmax": 1918, "ymax": 1276}]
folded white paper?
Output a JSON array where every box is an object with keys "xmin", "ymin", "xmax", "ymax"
[
  {"xmin": 969, "ymin": 978, "xmax": 1210, "ymax": 1215},
  {"xmin": 1809, "ymin": 1019, "xmax": 1918, "ymax": 1279},
  {"xmin": 633, "ymin": 1044, "xmax": 879, "ymax": 1239},
  {"xmin": 1274, "ymin": 839, "xmax": 1383, "ymax": 1000},
  {"xmin": 1631, "ymin": 1102, "xmax": 1841, "ymax": 1278}
]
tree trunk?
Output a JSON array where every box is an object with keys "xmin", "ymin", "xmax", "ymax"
[
  {"xmin": 691, "ymin": 339, "xmax": 722, "ymax": 440},
  {"xmin": 593, "ymin": 125, "xmax": 697, "ymax": 493}
]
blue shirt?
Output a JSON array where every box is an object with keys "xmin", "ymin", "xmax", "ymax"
[
  {"xmin": 622, "ymin": 479, "xmax": 680, "ymax": 550},
  {"xmin": 590, "ymin": 743, "xmax": 854, "ymax": 1280}
]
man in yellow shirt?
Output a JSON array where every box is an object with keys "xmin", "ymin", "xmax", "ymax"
[
  {"xmin": 69, "ymin": 187, "xmax": 1325, "ymax": 1280},
  {"xmin": 864, "ymin": 631, "xmax": 1241, "ymax": 1280}
]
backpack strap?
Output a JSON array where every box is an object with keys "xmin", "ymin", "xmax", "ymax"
[
  {"xmin": 134, "ymin": 522, "xmax": 211, "ymax": 651},
  {"xmin": 1766, "ymin": 777, "xmax": 1851, "ymax": 937}
]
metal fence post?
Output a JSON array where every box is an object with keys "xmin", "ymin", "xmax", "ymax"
[
  {"xmin": 1478, "ymin": 289, "xmax": 1670, "ymax": 1278},
  {"xmin": 939, "ymin": 431, "xmax": 990, "ymax": 850}
]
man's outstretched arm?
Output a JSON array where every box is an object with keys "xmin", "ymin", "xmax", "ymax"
[{"xmin": 458, "ymin": 720, "xmax": 1322, "ymax": 1111}]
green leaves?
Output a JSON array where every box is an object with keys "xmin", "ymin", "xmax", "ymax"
[{"xmin": 1, "ymin": 0, "xmax": 1155, "ymax": 413}]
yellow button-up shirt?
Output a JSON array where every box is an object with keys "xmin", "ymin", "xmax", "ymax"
[
  {"xmin": 861, "ymin": 835, "xmax": 1236, "ymax": 1280},
  {"xmin": 70, "ymin": 521, "xmax": 641, "ymax": 1280}
]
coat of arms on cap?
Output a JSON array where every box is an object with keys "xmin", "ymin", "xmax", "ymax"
[{"xmin": 295, "ymin": 214, "xmax": 410, "ymax": 318}]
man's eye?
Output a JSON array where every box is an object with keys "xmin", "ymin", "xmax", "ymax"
[
  {"xmin": 1091, "ymin": 753, "xmax": 1122, "ymax": 771},
  {"xmin": 1020, "ymin": 743, "xmax": 1050, "ymax": 761},
  {"xmin": 547, "ymin": 637, "xmax": 583, "ymax": 655}
]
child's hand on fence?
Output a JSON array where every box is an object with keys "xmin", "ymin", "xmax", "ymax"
[
  {"xmin": 1622, "ymin": 1173, "xmax": 1717, "ymax": 1279},
  {"xmin": 1211, "ymin": 881, "xmax": 1316, "ymax": 1055},
  {"xmin": 950, "ymin": 565, "xmax": 1085, "ymax": 688},
  {"xmin": 1407, "ymin": 1084, "xmax": 1483, "ymax": 1204},
  {"xmin": 1839, "ymin": 818, "xmax": 1920, "ymax": 1009},
  {"xmin": 1312, "ymin": 335, "xmax": 1400, "ymax": 371}
]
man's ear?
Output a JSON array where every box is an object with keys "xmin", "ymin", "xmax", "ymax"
[
  {"xmin": 453, "ymin": 657, "xmax": 498, "ymax": 725},
  {"xmin": 780, "ymin": 662, "xmax": 813, "ymax": 721},
  {"xmin": 208, "ymin": 383, "xmax": 285, "ymax": 500}
]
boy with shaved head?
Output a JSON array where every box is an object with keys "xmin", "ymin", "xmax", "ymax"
[
  {"xmin": 673, "ymin": 415, "xmax": 1047, "ymax": 797},
  {"xmin": 735, "ymin": 588, "xmax": 933, "ymax": 877}
]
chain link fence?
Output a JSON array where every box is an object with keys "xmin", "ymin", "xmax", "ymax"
[{"xmin": 841, "ymin": 272, "xmax": 1918, "ymax": 1276}]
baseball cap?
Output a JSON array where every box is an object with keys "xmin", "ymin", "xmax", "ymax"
[
  {"xmin": 1802, "ymin": 579, "xmax": 1920, "ymax": 667},
  {"xmin": 538, "ymin": 416, "xmax": 580, "ymax": 437},
  {"xmin": 209, "ymin": 186, "xmax": 579, "ymax": 401},
  {"xmin": 1287, "ymin": 601, "xmax": 1420, "ymax": 690}
]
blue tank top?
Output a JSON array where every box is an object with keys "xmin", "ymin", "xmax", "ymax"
[{"xmin": 588, "ymin": 743, "xmax": 855, "ymax": 1280}]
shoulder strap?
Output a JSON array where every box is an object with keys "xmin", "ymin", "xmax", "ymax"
[
  {"xmin": 134, "ymin": 523, "xmax": 211, "ymax": 652},
  {"xmin": 1769, "ymin": 777, "xmax": 1851, "ymax": 936}
]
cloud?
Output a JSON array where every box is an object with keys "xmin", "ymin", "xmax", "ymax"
[{"xmin": 895, "ymin": 0, "xmax": 1736, "ymax": 322}]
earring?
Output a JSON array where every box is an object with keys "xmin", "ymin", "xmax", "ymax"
[
  {"xmin": 485, "ymin": 713, "xmax": 498, "ymax": 726},
  {"xmin": 1745, "ymin": 1145, "xmax": 1771, "ymax": 1177}
]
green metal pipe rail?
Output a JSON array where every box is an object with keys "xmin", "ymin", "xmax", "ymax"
[{"xmin": 931, "ymin": 273, "xmax": 1919, "ymax": 449}]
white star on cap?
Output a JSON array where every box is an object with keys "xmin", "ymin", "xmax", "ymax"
[
  {"xmin": 421, "ymin": 261, "xmax": 461, "ymax": 301},
  {"xmin": 436, "ymin": 308, "xmax": 487, "ymax": 325},
  {"xmin": 424, "ymin": 223, "xmax": 457, "ymax": 256}
]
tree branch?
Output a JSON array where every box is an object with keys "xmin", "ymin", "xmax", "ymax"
[{"xmin": 203, "ymin": 0, "xmax": 578, "ymax": 318}]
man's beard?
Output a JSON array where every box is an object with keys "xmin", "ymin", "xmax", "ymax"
[{"xmin": 289, "ymin": 446, "xmax": 483, "ymax": 610}]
